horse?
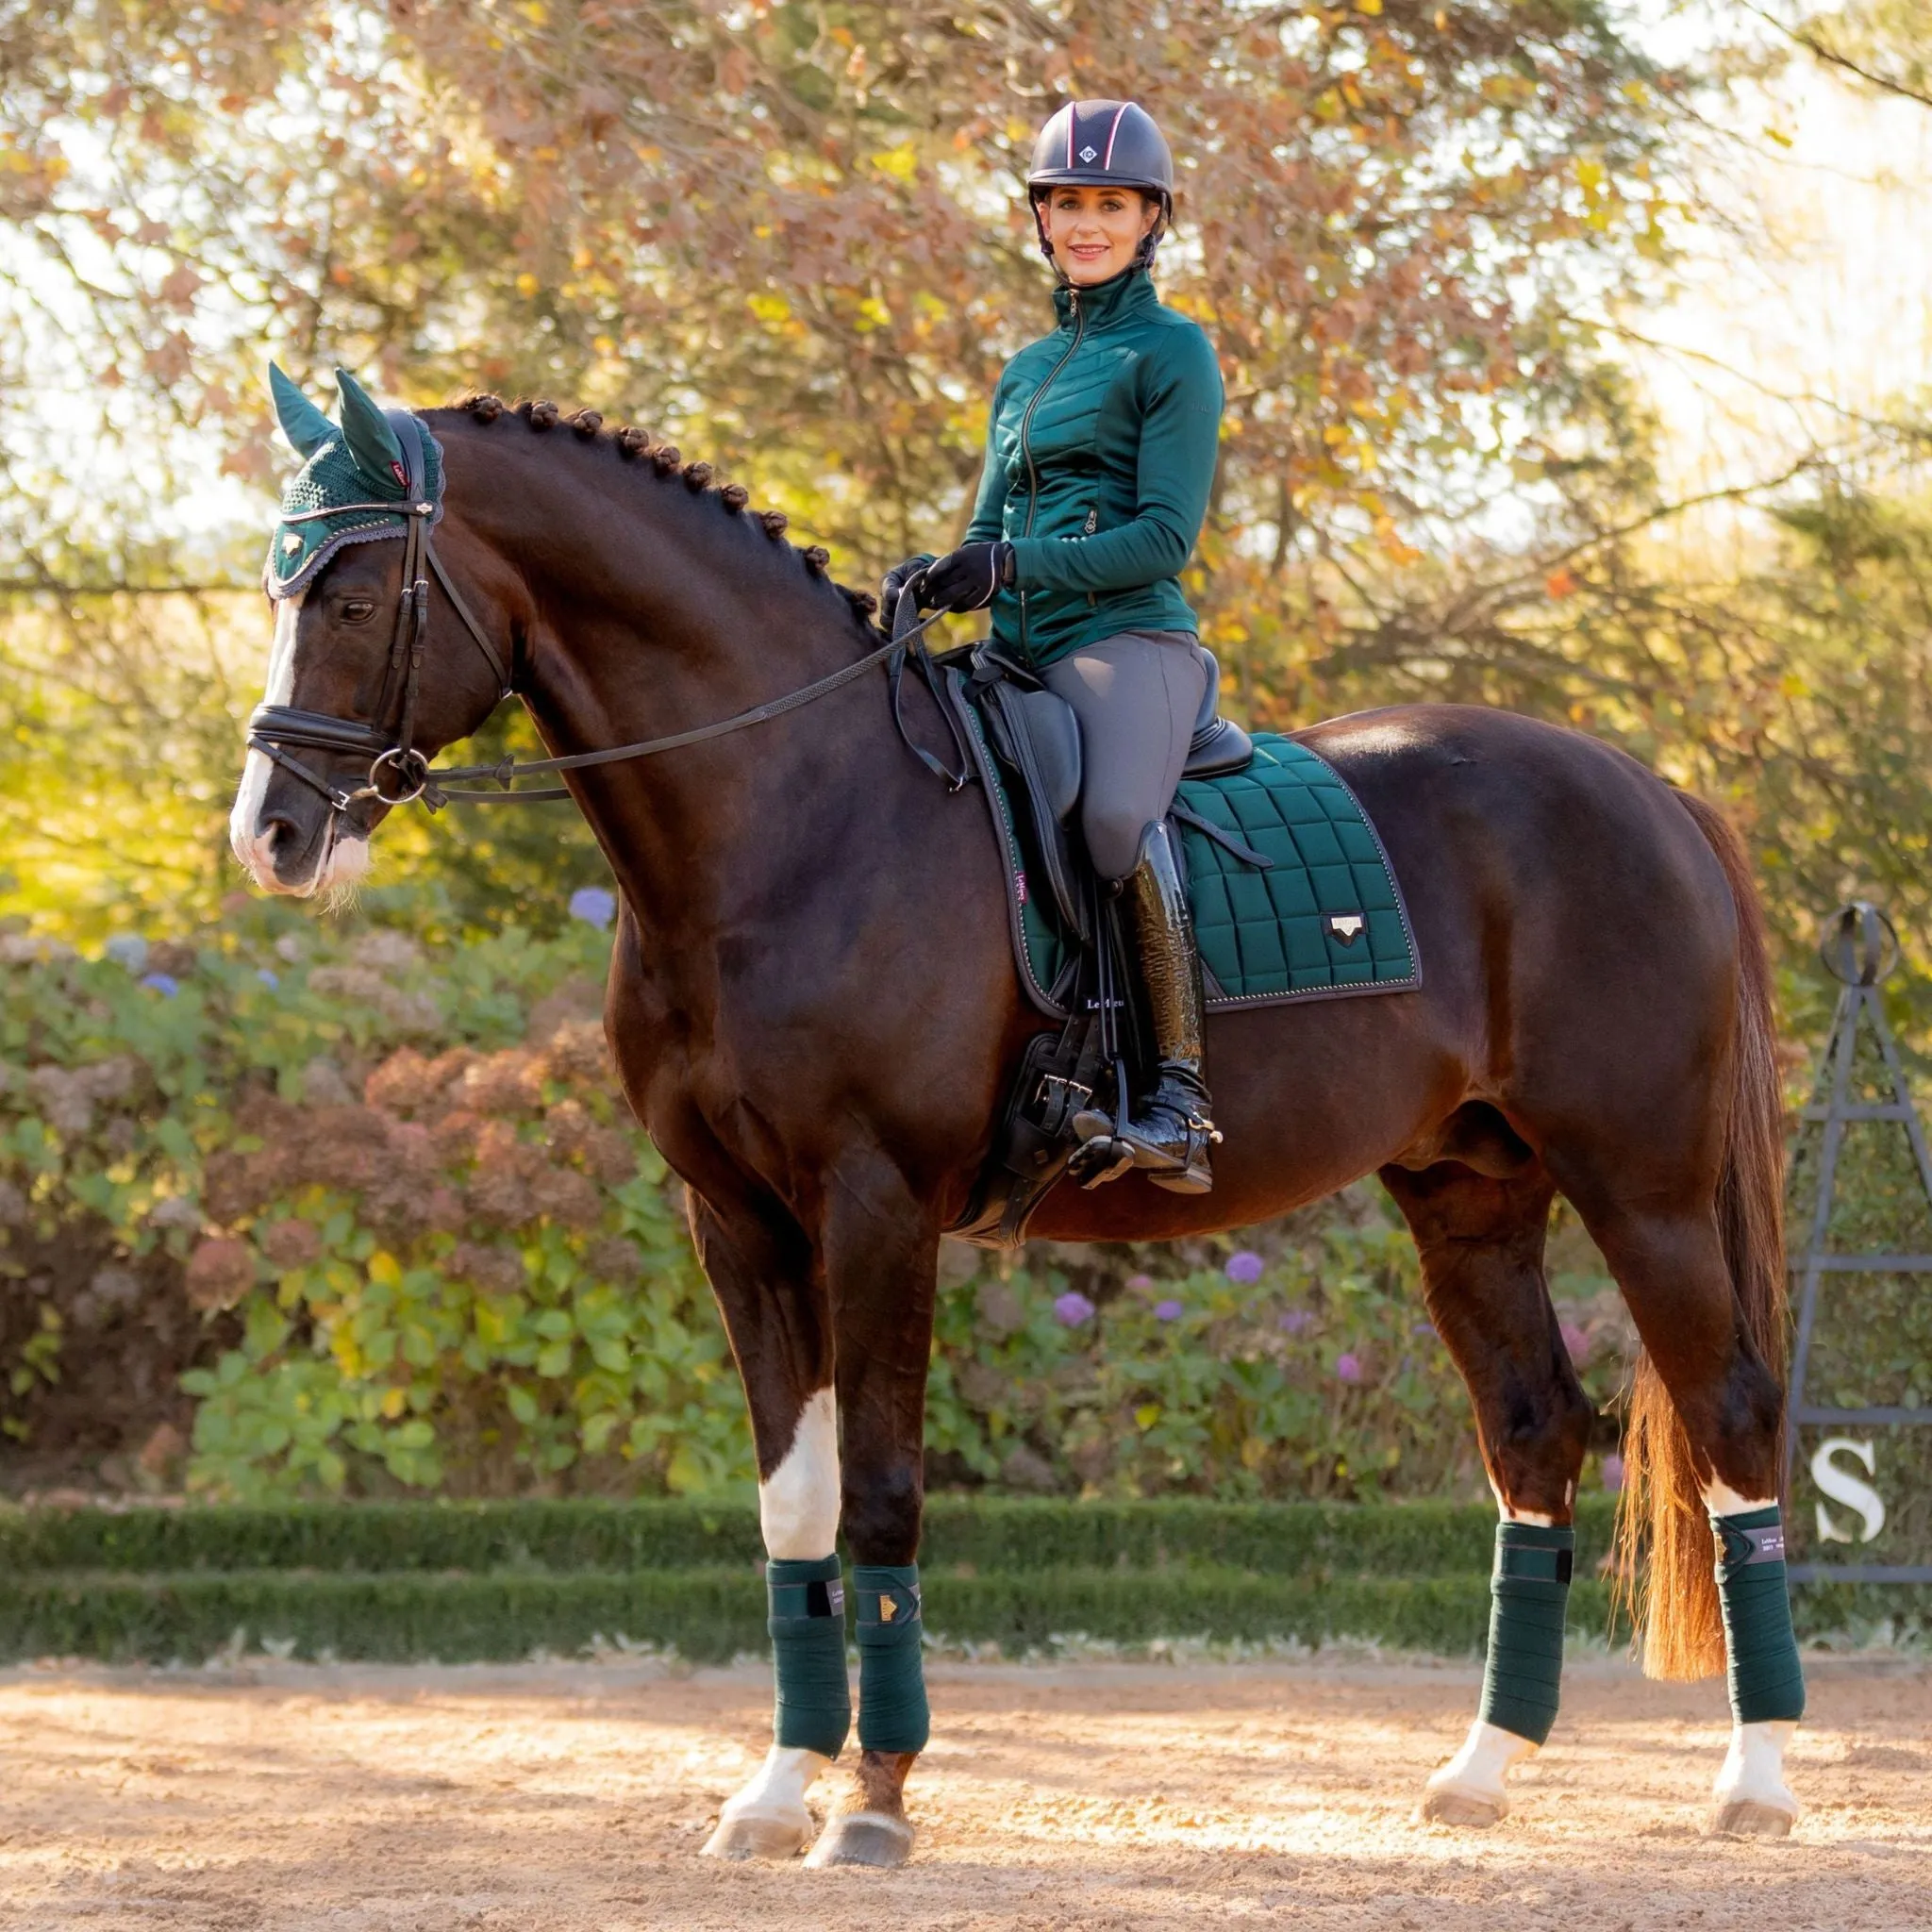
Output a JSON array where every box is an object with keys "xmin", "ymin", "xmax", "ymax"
[{"xmin": 231, "ymin": 376, "xmax": 1806, "ymax": 1868}]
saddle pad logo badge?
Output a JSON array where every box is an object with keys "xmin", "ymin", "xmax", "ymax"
[{"xmin": 1328, "ymin": 913, "xmax": 1366, "ymax": 944}]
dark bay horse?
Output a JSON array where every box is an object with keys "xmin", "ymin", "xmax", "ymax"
[{"xmin": 232, "ymin": 390, "xmax": 1802, "ymax": 1864}]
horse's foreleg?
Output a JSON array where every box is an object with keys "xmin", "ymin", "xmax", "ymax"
[
  {"xmin": 1382, "ymin": 1162, "xmax": 1591, "ymax": 1828},
  {"xmin": 687, "ymin": 1195, "xmax": 847, "ymax": 1863},
  {"xmin": 801, "ymin": 1161, "xmax": 939, "ymax": 1871}
]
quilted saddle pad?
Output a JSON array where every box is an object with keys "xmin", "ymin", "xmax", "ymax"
[{"xmin": 966, "ymin": 719, "xmax": 1421, "ymax": 1017}]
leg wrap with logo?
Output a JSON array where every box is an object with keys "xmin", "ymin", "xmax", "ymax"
[
  {"xmin": 853, "ymin": 1563, "xmax": 930, "ymax": 1755},
  {"xmin": 1478, "ymin": 1522, "xmax": 1574, "ymax": 1746},
  {"xmin": 1713, "ymin": 1506, "xmax": 1806, "ymax": 1724},
  {"xmin": 767, "ymin": 1556, "xmax": 851, "ymax": 1758}
]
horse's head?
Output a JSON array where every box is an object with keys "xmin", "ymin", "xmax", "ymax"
[{"xmin": 231, "ymin": 366, "xmax": 513, "ymax": 896}]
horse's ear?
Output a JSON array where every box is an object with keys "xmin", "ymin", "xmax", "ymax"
[
  {"xmin": 268, "ymin": 362, "xmax": 335, "ymax": 458},
  {"xmin": 334, "ymin": 365, "xmax": 408, "ymax": 490}
]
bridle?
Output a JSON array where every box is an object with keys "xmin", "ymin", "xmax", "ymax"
[{"xmin": 248, "ymin": 413, "xmax": 962, "ymax": 820}]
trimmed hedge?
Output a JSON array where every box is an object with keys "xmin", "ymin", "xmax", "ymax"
[
  {"xmin": 0, "ymin": 1566, "xmax": 1624, "ymax": 1666},
  {"xmin": 0, "ymin": 1494, "xmax": 1622, "ymax": 1578}
]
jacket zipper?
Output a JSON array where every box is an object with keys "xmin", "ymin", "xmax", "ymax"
[{"xmin": 1015, "ymin": 288, "xmax": 1085, "ymax": 658}]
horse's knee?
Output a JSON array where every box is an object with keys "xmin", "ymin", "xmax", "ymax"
[{"xmin": 841, "ymin": 1458, "xmax": 923, "ymax": 1566}]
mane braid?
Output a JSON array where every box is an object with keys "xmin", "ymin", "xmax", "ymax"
[{"xmin": 450, "ymin": 393, "xmax": 880, "ymax": 630}]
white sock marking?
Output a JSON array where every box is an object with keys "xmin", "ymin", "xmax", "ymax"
[
  {"xmin": 1701, "ymin": 1480, "xmax": 1775, "ymax": 1517},
  {"xmin": 1714, "ymin": 1719, "xmax": 1798, "ymax": 1819},
  {"xmin": 758, "ymin": 1387, "xmax": 840, "ymax": 1560},
  {"xmin": 1488, "ymin": 1477, "xmax": 1557, "ymax": 1528},
  {"xmin": 1426, "ymin": 1719, "xmax": 1536, "ymax": 1810},
  {"xmin": 720, "ymin": 1743, "xmax": 830, "ymax": 1826}
]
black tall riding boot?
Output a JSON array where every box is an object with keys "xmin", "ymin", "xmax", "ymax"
[{"xmin": 1074, "ymin": 821, "xmax": 1219, "ymax": 1195}]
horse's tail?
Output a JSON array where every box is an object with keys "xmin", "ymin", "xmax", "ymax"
[{"xmin": 1614, "ymin": 790, "xmax": 1788, "ymax": 1680}]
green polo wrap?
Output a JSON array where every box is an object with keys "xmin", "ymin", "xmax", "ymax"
[
  {"xmin": 767, "ymin": 1556, "xmax": 851, "ymax": 1758},
  {"xmin": 1477, "ymin": 1521, "xmax": 1574, "ymax": 1746},
  {"xmin": 853, "ymin": 1563, "xmax": 929, "ymax": 1755},
  {"xmin": 1713, "ymin": 1506, "xmax": 1806, "ymax": 1724}
]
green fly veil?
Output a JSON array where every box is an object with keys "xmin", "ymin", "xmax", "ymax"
[{"xmin": 263, "ymin": 364, "xmax": 444, "ymax": 598}]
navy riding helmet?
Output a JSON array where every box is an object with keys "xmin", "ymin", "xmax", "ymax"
[{"xmin": 1026, "ymin": 100, "xmax": 1174, "ymax": 267}]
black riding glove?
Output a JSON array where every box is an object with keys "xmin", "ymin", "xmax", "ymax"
[
  {"xmin": 880, "ymin": 554, "xmax": 935, "ymax": 631},
  {"xmin": 922, "ymin": 541, "xmax": 1014, "ymax": 613}
]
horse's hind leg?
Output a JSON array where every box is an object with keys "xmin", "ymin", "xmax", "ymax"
[
  {"xmin": 1380, "ymin": 1158, "xmax": 1593, "ymax": 1827},
  {"xmin": 1558, "ymin": 1188, "xmax": 1802, "ymax": 1836}
]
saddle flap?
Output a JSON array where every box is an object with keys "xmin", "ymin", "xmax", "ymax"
[{"xmin": 1004, "ymin": 688, "xmax": 1083, "ymax": 824}]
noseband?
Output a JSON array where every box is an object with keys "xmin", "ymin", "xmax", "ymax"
[{"xmin": 250, "ymin": 418, "xmax": 962, "ymax": 818}]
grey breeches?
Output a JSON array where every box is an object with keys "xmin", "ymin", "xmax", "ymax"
[{"xmin": 1041, "ymin": 629, "xmax": 1208, "ymax": 882}]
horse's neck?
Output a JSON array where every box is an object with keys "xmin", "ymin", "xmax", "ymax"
[{"xmin": 488, "ymin": 457, "xmax": 915, "ymax": 955}]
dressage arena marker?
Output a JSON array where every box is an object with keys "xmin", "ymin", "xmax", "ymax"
[{"xmin": 1783, "ymin": 900, "xmax": 1932, "ymax": 1584}]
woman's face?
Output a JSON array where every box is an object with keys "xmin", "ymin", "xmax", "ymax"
[{"xmin": 1041, "ymin": 184, "xmax": 1160, "ymax": 286}]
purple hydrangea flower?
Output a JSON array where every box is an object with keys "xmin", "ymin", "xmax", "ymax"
[
  {"xmin": 1053, "ymin": 1291, "xmax": 1095, "ymax": 1327},
  {"xmin": 257, "ymin": 967, "xmax": 279, "ymax": 989},
  {"xmin": 1560, "ymin": 1321, "xmax": 1591, "ymax": 1365},
  {"xmin": 1336, "ymin": 1352, "xmax": 1364, "ymax": 1385},
  {"xmin": 1278, "ymin": 1308, "xmax": 1313, "ymax": 1336},
  {"xmin": 1601, "ymin": 1453, "xmax": 1625, "ymax": 1493},
  {"xmin": 1125, "ymin": 1273, "xmax": 1155, "ymax": 1293},
  {"xmin": 1224, "ymin": 1250, "xmax": 1264, "ymax": 1285},
  {"xmin": 569, "ymin": 886, "xmax": 617, "ymax": 929},
  {"xmin": 1411, "ymin": 1320, "xmax": 1437, "ymax": 1339},
  {"xmin": 1154, "ymin": 1298, "xmax": 1184, "ymax": 1322},
  {"xmin": 140, "ymin": 973, "xmax": 180, "ymax": 998}
]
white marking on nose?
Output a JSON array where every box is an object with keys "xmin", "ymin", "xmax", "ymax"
[
  {"xmin": 759, "ymin": 1387, "xmax": 840, "ymax": 1560},
  {"xmin": 230, "ymin": 591, "xmax": 303, "ymax": 887}
]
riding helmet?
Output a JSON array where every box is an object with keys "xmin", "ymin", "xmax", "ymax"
[{"xmin": 1026, "ymin": 100, "xmax": 1174, "ymax": 266}]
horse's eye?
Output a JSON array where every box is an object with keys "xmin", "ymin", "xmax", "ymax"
[{"xmin": 341, "ymin": 598, "xmax": 377, "ymax": 624}]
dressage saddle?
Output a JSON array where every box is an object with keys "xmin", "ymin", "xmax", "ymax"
[{"xmin": 966, "ymin": 643, "xmax": 1254, "ymax": 938}]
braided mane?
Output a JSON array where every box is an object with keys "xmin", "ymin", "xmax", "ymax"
[{"xmin": 451, "ymin": 392, "xmax": 879, "ymax": 627}]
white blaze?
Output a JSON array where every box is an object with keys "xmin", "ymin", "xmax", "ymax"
[
  {"xmin": 228, "ymin": 590, "xmax": 370, "ymax": 898},
  {"xmin": 759, "ymin": 1387, "xmax": 840, "ymax": 1559}
]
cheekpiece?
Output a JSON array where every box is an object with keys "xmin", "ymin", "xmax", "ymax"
[{"xmin": 262, "ymin": 413, "xmax": 444, "ymax": 600}]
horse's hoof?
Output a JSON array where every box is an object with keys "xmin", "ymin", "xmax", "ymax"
[
  {"xmin": 802, "ymin": 1810, "xmax": 914, "ymax": 1869},
  {"xmin": 1710, "ymin": 1799, "xmax": 1796, "ymax": 1839},
  {"xmin": 701, "ymin": 1808, "xmax": 812, "ymax": 1860},
  {"xmin": 1418, "ymin": 1786, "xmax": 1507, "ymax": 1827}
]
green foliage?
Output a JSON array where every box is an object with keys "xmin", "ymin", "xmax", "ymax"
[
  {"xmin": 4, "ymin": 912, "xmax": 1631, "ymax": 1507},
  {"xmin": 0, "ymin": 1493, "xmax": 1621, "ymax": 1578},
  {"xmin": 0, "ymin": 1493, "xmax": 1629, "ymax": 1664},
  {"xmin": 929, "ymin": 1205, "xmax": 1628, "ymax": 1502}
]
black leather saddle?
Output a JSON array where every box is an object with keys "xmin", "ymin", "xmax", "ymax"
[{"xmin": 960, "ymin": 641, "xmax": 1253, "ymax": 938}]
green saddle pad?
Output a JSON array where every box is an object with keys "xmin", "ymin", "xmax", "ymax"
[
  {"xmin": 1174, "ymin": 736, "xmax": 1419, "ymax": 1008},
  {"xmin": 975, "ymin": 722, "xmax": 1420, "ymax": 1016}
]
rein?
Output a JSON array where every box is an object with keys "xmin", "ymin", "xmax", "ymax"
[{"xmin": 249, "ymin": 471, "xmax": 964, "ymax": 816}]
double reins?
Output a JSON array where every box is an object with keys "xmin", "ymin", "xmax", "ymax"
[{"xmin": 249, "ymin": 433, "xmax": 963, "ymax": 816}]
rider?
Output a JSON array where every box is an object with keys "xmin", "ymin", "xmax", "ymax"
[{"xmin": 884, "ymin": 100, "xmax": 1225, "ymax": 1194}]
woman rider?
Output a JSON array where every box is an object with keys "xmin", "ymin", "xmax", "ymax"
[{"xmin": 884, "ymin": 100, "xmax": 1225, "ymax": 1195}]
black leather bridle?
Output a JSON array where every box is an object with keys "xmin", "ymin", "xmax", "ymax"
[{"xmin": 248, "ymin": 417, "xmax": 961, "ymax": 819}]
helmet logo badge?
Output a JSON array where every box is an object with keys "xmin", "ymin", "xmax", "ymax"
[{"xmin": 1079, "ymin": 145, "xmax": 1098, "ymax": 162}]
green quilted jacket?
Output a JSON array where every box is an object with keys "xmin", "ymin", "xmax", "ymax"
[{"xmin": 963, "ymin": 264, "xmax": 1224, "ymax": 667}]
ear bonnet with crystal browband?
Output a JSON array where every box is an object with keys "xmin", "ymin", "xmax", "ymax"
[{"xmin": 263, "ymin": 362, "xmax": 445, "ymax": 599}]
